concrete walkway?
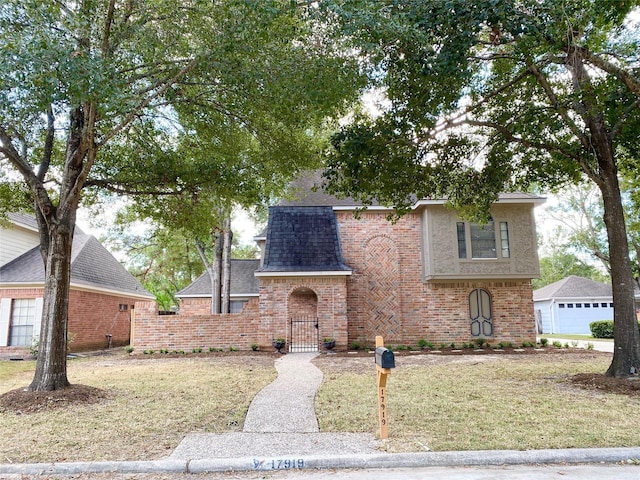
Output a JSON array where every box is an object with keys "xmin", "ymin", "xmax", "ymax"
[
  {"xmin": 243, "ymin": 352, "xmax": 323, "ymax": 433},
  {"xmin": 169, "ymin": 352, "xmax": 379, "ymax": 460}
]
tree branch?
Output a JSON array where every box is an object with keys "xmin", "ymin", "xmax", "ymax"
[
  {"xmin": 101, "ymin": 0, "xmax": 116, "ymax": 58},
  {"xmin": 97, "ymin": 56, "xmax": 199, "ymax": 148},
  {"xmin": 527, "ymin": 60, "xmax": 590, "ymax": 149},
  {"xmin": 581, "ymin": 48, "xmax": 640, "ymax": 99},
  {"xmin": 38, "ymin": 106, "xmax": 55, "ymax": 182},
  {"xmin": 469, "ymin": 119, "xmax": 577, "ymax": 154}
]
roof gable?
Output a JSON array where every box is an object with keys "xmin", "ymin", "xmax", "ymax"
[
  {"xmin": 533, "ymin": 275, "xmax": 612, "ymax": 301},
  {"xmin": 0, "ymin": 230, "xmax": 152, "ymax": 298}
]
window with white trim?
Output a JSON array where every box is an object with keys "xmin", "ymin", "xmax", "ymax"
[
  {"xmin": 457, "ymin": 219, "xmax": 510, "ymax": 259},
  {"xmin": 9, "ymin": 298, "xmax": 36, "ymax": 346}
]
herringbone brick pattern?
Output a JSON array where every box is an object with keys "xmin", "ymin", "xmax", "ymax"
[{"xmin": 364, "ymin": 236, "xmax": 401, "ymax": 341}]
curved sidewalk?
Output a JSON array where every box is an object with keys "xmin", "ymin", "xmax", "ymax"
[{"xmin": 2, "ymin": 352, "xmax": 640, "ymax": 476}]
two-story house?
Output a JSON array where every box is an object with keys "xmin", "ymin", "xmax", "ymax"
[
  {"xmin": 0, "ymin": 213, "xmax": 153, "ymax": 354},
  {"xmin": 167, "ymin": 172, "xmax": 544, "ymax": 352}
]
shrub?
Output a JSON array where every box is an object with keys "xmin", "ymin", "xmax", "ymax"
[
  {"xmin": 29, "ymin": 339, "xmax": 39, "ymax": 358},
  {"xmin": 590, "ymin": 320, "xmax": 614, "ymax": 338},
  {"xmin": 539, "ymin": 338, "xmax": 549, "ymax": 347},
  {"xmin": 251, "ymin": 343, "xmax": 259, "ymax": 351},
  {"xmin": 124, "ymin": 345, "xmax": 134, "ymax": 354},
  {"xmin": 552, "ymin": 341, "xmax": 562, "ymax": 349},
  {"xmin": 417, "ymin": 339, "xmax": 428, "ymax": 349}
]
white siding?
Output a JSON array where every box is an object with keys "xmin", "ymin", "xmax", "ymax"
[
  {"xmin": 0, "ymin": 225, "xmax": 40, "ymax": 266},
  {"xmin": 534, "ymin": 300, "xmax": 553, "ymax": 333}
]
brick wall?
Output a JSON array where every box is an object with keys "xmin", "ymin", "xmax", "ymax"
[
  {"xmin": 132, "ymin": 297, "xmax": 272, "ymax": 351},
  {"xmin": 67, "ymin": 290, "xmax": 136, "ymax": 351},
  {"xmin": 258, "ymin": 276, "xmax": 349, "ymax": 350},
  {"xmin": 179, "ymin": 297, "xmax": 213, "ymax": 315},
  {"xmin": 0, "ymin": 287, "xmax": 142, "ymax": 352},
  {"xmin": 336, "ymin": 211, "xmax": 536, "ymax": 348}
]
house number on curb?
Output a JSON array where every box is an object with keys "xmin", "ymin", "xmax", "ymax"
[{"xmin": 252, "ymin": 458, "xmax": 305, "ymax": 470}]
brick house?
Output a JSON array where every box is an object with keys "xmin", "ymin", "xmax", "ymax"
[
  {"xmin": 138, "ymin": 173, "xmax": 544, "ymax": 352},
  {"xmin": 0, "ymin": 213, "xmax": 154, "ymax": 354}
]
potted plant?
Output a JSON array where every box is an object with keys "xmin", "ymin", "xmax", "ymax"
[
  {"xmin": 323, "ymin": 337, "xmax": 336, "ymax": 350},
  {"xmin": 272, "ymin": 338, "xmax": 286, "ymax": 353}
]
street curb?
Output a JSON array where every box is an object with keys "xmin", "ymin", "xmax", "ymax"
[{"xmin": 2, "ymin": 447, "xmax": 640, "ymax": 476}]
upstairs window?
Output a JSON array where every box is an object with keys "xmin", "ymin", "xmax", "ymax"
[{"xmin": 457, "ymin": 219, "xmax": 510, "ymax": 259}]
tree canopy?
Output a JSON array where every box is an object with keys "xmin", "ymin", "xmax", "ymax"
[
  {"xmin": 0, "ymin": 0, "xmax": 363, "ymax": 390},
  {"xmin": 322, "ymin": 0, "xmax": 640, "ymax": 377}
]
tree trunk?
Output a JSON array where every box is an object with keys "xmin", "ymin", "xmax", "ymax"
[
  {"xmin": 588, "ymin": 120, "xmax": 640, "ymax": 377},
  {"xmin": 566, "ymin": 49, "xmax": 640, "ymax": 377},
  {"xmin": 28, "ymin": 220, "xmax": 74, "ymax": 391},
  {"xmin": 600, "ymin": 172, "xmax": 640, "ymax": 377},
  {"xmin": 211, "ymin": 233, "xmax": 223, "ymax": 314},
  {"xmin": 221, "ymin": 216, "xmax": 232, "ymax": 314}
]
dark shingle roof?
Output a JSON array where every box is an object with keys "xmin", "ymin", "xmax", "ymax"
[
  {"xmin": 259, "ymin": 206, "xmax": 351, "ymax": 272},
  {"xmin": 533, "ymin": 275, "xmax": 612, "ymax": 301},
  {"xmin": 6, "ymin": 212, "xmax": 39, "ymax": 230},
  {"xmin": 278, "ymin": 170, "xmax": 370, "ymax": 207},
  {"xmin": 0, "ymin": 230, "xmax": 152, "ymax": 298},
  {"xmin": 176, "ymin": 259, "xmax": 260, "ymax": 297},
  {"xmin": 279, "ymin": 170, "xmax": 544, "ymax": 208}
]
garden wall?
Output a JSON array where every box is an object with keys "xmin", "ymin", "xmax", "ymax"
[{"xmin": 131, "ymin": 298, "xmax": 274, "ymax": 352}]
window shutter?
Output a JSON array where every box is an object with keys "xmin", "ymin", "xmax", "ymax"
[
  {"xmin": 0, "ymin": 298, "xmax": 11, "ymax": 347},
  {"xmin": 33, "ymin": 297, "xmax": 43, "ymax": 344}
]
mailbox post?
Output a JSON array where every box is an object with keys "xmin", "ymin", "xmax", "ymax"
[{"xmin": 374, "ymin": 335, "xmax": 395, "ymax": 439}]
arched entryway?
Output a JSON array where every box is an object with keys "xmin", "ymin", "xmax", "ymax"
[{"xmin": 288, "ymin": 287, "xmax": 319, "ymax": 352}]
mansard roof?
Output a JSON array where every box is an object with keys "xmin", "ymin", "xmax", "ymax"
[{"xmin": 257, "ymin": 206, "xmax": 351, "ymax": 274}]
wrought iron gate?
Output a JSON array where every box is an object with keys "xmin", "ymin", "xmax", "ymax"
[{"xmin": 289, "ymin": 316, "xmax": 319, "ymax": 352}]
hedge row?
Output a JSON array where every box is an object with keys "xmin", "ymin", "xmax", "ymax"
[{"xmin": 589, "ymin": 320, "xmax": 640, "ymax": 338}]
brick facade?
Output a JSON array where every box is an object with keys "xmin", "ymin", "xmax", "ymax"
[
  {"xmin": 132, "ymin": 298, "xmax": 270, "ymax": 351},
  {"xmin": 0, "ymin": 287, "xmax": 141, "ymax": 351},
  {"xmin": 132, "ymin": 207, "xmax": 537, "ymax": 352}
]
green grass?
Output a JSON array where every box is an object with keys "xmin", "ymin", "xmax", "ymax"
[
  {"xmin": 539, "ymin": 334, "xmax": 613, "ymax": 342},
  {"xmin": 314, "ymin": 354, "xmax": 640, "ymax": 452},
  {"xmin": 0, "ymin": 354, "xmax": 276, "ymax": 463},
  {"xmin": 2, "ymin": 351, "xmax": 638, "ymax": 463}
]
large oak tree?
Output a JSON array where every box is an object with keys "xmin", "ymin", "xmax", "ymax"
[
  {"xmin": 322, "ymin": 0, "xmax": 640, "ymax": 377},
  {"xmin": 0, "ymin": 0, "xmax": 361, "ymax": 390}
]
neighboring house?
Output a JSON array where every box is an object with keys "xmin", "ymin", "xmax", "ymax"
[
  {"xmin": 0, "ymin": 213, "xmax": 154, "ymax": 352},
  {"xmin": 160, "ymin": 172, "xmax": 544, "ymax": 351},
  {"xmin": 533, "ymin": 275, "xmax": 640, "ymax": 334},
  {"xmin": 176, "ymin": 259, "xmax": 260, "ymax": 315}
]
